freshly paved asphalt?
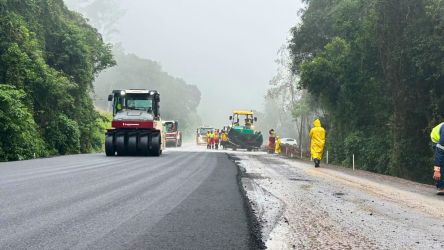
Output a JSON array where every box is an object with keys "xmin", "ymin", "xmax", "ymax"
[{"xmin": 0, "ymin": 150, "xmax": 256, "ymax": 249}]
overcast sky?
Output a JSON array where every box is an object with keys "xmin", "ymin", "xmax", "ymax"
[{"xmin": 114, "ymin": 0, "xmax": 304, "ymax": 127}]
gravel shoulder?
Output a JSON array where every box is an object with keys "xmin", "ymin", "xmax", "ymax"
[{"xmin": 233, "ymin": 152, "xmax": 444, "ymax": 249}]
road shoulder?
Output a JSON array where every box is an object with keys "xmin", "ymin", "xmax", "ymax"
[{"xmin": 232, "ymin": 152, "xmax": 444, "ymax": 249}]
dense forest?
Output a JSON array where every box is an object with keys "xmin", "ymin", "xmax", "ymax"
[
  {"xmin": 289, "ymin": 0, "xmax": 444, "ymax": 182},
  {"xmin": 0, "ymin": 0, "xmax": 114, "ymax": 161}
]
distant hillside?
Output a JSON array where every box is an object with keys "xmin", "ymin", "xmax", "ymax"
[{"xmin": 93, "ymin": 49, "xmax": 202, "ymax": 138}]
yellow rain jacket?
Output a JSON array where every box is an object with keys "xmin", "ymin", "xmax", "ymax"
[
  {"xmin": 309, "ymin": 119, "xmax": 326, "ymax": 160},
  {"xmin": 431, "ymin": 122, "xmax": 444, "ymax": 143},
  {"xmin": 275, "ymin": 137, "xmax": 281, "ymax": 154},
  {"xmin": 221, "ymin": 132, "xmax": 228, "ymax": 142}
]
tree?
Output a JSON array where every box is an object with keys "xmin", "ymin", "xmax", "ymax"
[
  {"xmin": 289, "ymin": 0, "xmax": 444, "ymax": 182},
  {"xmin": 0, "ymin": 0, "xmax": 114, "ymax": 160},
  {"xmin": 0, "ymin": 85, "xmax": 47, "ymax": 161}
]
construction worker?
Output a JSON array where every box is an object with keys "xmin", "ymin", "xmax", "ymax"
[
  {"xmin": 309, "ymin": 119, "xmax": 326, "ymax": 168},
  {"xmin": 214, "ymin": 130, "xmax": 220, "ymax": 150},
  {"xmin": 116, "ymin": 102, "xmax": 123, "ymax": 112},
  {"xmin": 209, "ymin": 130, "xmax": 215, "ymax": 149},
  {"xmin": 431, "ymin": 122, "xmax": 444, "ymax": 195},
  {"xmin": 207, "ymin": 131, "xmax": 211, "ymax": 149},
  {"xmin": 268, "ymin": 129, "xmax": 276, "ymax": 154},
  {"xmin": 275, "ymin": 136, "xmax": 281, "ymax": 155},
  {"xmin": 221, "ymin": 130, "xmax": 228, "ymax": 149}
]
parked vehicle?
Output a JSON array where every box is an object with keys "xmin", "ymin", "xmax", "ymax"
[
  {"xmin": 280, "ymin": 138, "xmax": 298, "ymax": 147},
  {"xmin": 196, "ymin": 127, "xmax": 214, "ymax": 145}
]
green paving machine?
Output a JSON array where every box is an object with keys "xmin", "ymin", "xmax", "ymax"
[{"xmin": 226, "ymin": 110, "xmax": 263, "ymax": 151}]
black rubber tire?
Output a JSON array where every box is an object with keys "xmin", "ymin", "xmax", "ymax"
[
  {"xmin": 115, "ymin": 134, "xmax": 126, "ymax": 156},
  {"xmin": 178, "ymin": 139, "xmax": 182, "ymax": 147},
  {"xmin": 105, "ymin": 134, "xmax": 115, "ymax": 156},
  {"xmin": 127, "ymin": 135, "xmax": 137, "ymax": 155},
  {"xmin": 138, "ymin": 135, "xmax": 150, "ymax": 156},
  {"xmin": 150, "ymin": 134, "xmax": 161, "ymax": 157}
]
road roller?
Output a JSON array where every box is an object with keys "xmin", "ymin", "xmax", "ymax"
[{"xmin": 105, "ymin": 89, "xmax": 165, "ymax": 156}]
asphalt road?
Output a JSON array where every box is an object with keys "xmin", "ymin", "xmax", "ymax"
[{"xmin": 0, "ymin": 150, "xmax": 257, "ymax": 249}]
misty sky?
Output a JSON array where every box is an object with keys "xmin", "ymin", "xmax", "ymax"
[{"xmin": 115, "ymin": 0, "xmax": 304, "ymax": 127}]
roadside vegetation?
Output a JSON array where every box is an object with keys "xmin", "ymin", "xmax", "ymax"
[
  {"xmin": 0, "ymin": 0, "xmax": 114, "ymax": 161},
  {"xmin": 276, "ymin": 0, "xmax": 444, "ymax": 183},
  {"xmin": 0, "ymin": 0, "xmax": 202, "ymax": 161}
]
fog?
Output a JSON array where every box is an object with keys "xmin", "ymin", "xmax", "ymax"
[
  {"xmin": 114, "ymin": 0, "xmax": 304, "ymax": 127},
  {"xmin": 66, "ymin": 0, "xmax": 304, "ymax": 128}
]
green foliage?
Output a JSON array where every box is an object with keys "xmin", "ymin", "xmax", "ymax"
[
  {"xmin": 290, "ymin": 0, "xmax": 444, "ymax": 183},
  {"xmin": 0, "ymin": 0, "xmax": 114, "ymax": 161},
  {"xmin": 93, "ymin": 111, "xmax": 112, "ymax": 152},
  {"xmin": 45, "ymin": 114, "xmax": 80, "ymax": 155},
  {"xmin": 0, "ymin": 85, "xmax": 47, "ymax": 161}
]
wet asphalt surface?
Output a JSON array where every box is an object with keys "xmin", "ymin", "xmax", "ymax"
[{"xmin": 0, "ymin": 150, "xmax": 257, "ymax": 249}]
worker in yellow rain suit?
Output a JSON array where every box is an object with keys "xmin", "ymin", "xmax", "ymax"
[
  {"xmin": 207, "ymin": 131, "xmax": 212, "ymax": 149},
  {"xmin": 309, "ymin": 119, "xmax": 326, "ymax": 168},
  {"xmin": 275, "ymin": 136, "xmax": 281, "ymax": 155},
  {"xmin": 221, "ymin": 130, "xmax": 228, "ymax": 149},
  {"xmin": 209, "ymin": 131, "xmax": 215, "ymax": 149}
]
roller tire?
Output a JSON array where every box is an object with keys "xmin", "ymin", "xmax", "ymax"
[
  {"xmin": 105, "ymin": 134, "xmax": 115, "ymax": 156},
  {"xmin": 128, "ymin": 135, "xmax": 138, "ymax": 155},
  {"xmin": 138, "ymin": 135, "xmax": 150, "ymax": 156},
  {"xmin": 115, "ymin": 134, "xmax": 126, "ymax": 156},
  {"xmin": 150, "ymin": 134, "xmax": 161, "ymax": 157}
]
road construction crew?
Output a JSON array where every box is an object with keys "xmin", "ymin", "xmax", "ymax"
[
  {"xmin": 275, "ymin": 136, "xmax": 281, "ymax": 155},
  {"xmin": 309, "ymin": 119, "xmax": 326, "ymax": 168},
  {"xmin": 431, "ymin": 122, "xmax": 444, "ymax": 195}
]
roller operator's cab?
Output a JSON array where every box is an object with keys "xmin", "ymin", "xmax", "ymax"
[{"xmin": 105, "ymin": 89, "xmax": 165, "ymax": 156}]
